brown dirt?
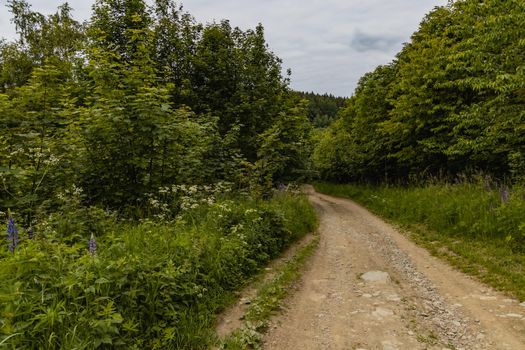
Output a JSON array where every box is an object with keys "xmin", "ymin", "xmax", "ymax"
[{"xmin": 263, "ymin": 187, "xmax": 525, "ymax": 350}]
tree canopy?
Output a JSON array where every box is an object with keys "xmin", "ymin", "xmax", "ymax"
[
  {"xmin": 314, "ymin": 0, "xmax": 525, "ymax": 183},
  {"xmin": 0, "ymin": 0, "xmax": 312, "ymax": 219}
]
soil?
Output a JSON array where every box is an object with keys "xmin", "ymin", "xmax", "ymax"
[{"xmin": 262, "ymin": 187, "xmax": 525, "ymax": 350}]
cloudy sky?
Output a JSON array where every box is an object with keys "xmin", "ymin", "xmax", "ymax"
[{"xmin": 0, "ymin": 0, "xmax": 448, "ymax": 96}]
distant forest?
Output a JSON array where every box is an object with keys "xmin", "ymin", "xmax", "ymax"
[{"xmin": 294, "ymin": 91, "xmax": 347, "ymax": 128}]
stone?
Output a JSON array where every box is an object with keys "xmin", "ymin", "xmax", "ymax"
[
  {"xmin": 361, "ymin": 271, "xmax": 390, "ymax": 283},
  {"xmin": 372, "ymin": 307, "xmax": 394, "ymax": 318},
  {"xmin": 381, "ymin": 340, "xmax": 398, "ymax": 350}
]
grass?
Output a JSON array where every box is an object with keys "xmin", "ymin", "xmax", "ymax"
[
  {"xmin": 218, "ymin": 233, "xmax": 320, "ymax": 349},
  {"xmin": 0, "ymin": 191, "xmax": 318, "ymax": 349},
  {"xmin": 314, "ymin": 182, "xmax": 525, "ymax": 301}
]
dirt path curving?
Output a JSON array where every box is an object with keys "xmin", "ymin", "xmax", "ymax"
[{"xmin": 263, "ymin": 188, "xmax": 525, "ymax": 350}]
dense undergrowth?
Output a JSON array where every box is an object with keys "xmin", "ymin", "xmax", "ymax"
[
  {"xmin": 0, "ymin": 191, "xmax": 317, "ymax": 349},
  {"xmin": 314, "ymin": 182, "xmax": 525, "ymax": 301}
]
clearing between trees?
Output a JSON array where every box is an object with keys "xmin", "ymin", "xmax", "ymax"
[{"xmin": 263, "ymin": 187, "xmax": 525, "ymax": 350}]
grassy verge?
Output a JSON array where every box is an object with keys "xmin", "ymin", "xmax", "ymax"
[
  {"xmin": 314, "ymin": 182, "xmax": 525, "ymax": 301},
  {"xmin": 0, "ymin": 192, "xmax": 317, "ymax": 349},
  {"xmin": 218, "ymin": 233, "xmax": 319, "ymax": 349}
]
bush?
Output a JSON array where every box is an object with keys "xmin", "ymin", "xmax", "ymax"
[{"xmin": 0, "ymin": 192, "xmax": 316, "ymax": 349}]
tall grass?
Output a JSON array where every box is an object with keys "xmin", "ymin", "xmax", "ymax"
[
  {"xmin": 315, "ymin": 182, "xmax": 525, "ymax": 300},
  {"xmin": 0, "ymin": 192, "xmax": 317, "ymax": 349}
]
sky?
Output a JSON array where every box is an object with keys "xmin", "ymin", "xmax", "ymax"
[{"xmin": 0, "ymin": 0, "xmax": 448, "ymax": 97}]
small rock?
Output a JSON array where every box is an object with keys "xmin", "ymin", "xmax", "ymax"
[
  {"xmin": 381, "ymin": 340, "xmax": 398, "ymax": 350},
  {"xmin": 372, "ymin": 307, "xmax": 394, "ymax": 318},
  {"xmin": 362, "ymin": 293, "xmax": 373, "ymax": 298},
  {"xmin": 361, "ymin": 271, "xmax": 390, "ymax": 283},
  {"xmin": 520, "ymin": 301, "xmax": 525, "ymax": 307}
]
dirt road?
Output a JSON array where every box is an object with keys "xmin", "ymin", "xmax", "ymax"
[{"xmin": 263, "ymin": 189, "xmax": 525, "ymax": 350}]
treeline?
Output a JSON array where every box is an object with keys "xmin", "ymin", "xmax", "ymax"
[
  {"xmin": 0, "ymin": 0, "xmax": 312, "ymax": 221},
  {"xmin": 294, "ymin": 91, "xmax": 347, "ymax": 128},
  {"xmin": 314, "ymin": 0, "xmax": 525, "ymax": 183}
]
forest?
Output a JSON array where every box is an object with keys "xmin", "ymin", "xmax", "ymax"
[
  {"xmin": 314, "ymin": 0, "xmax": 525, "ymax": 184},
  {"xmin": 1, "ymin": 0, "xmax": 524, "ymax": 348}
]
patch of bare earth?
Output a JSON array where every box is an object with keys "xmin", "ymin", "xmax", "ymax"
[{"xmin": 263, "ymin": 188, "xmax": 525, "ymax": 350}]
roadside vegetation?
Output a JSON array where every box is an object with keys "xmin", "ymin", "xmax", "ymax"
[
  {"xmin": 219, "ymin": 233, "xmax": 319, "ymax": 350},
  {"xmin": 315, "ymin": 182, "xmax": 525, "ymax": 301},
  {"xmin": 0, "ymin": 187, "xmax": 317, "ymax": 348}
]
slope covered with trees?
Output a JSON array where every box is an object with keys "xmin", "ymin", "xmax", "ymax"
[{"xmin": 314, "ymin": 0, "xmax": 525, "ymax": 183}]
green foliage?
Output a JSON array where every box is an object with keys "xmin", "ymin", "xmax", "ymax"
[
  {"xmin": 0, "ymin": 0, "xmax": 312, "ymax": 215},
  {"xmin": 255, "ymin": 100, "xmax": 313, "ymax": 191},
  {"xmin": 314, "ymin": 0, "xmax": 525, "ymax": 183},
  {"xmin": 0, "ymin": 192, "xmax": 317, "ymax": 348},
  {"xmin": 2, "ymin": 1, "xmax": 84, "ymax": 88},
  {"xmin": 314, "ymin": 182, "xmax": 525, "ymax": 300},
  {"xmin": 0, "ymin": 64, "xmax": 75, "ymax": 223}
]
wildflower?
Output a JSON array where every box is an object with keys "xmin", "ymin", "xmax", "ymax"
[
  {"xmin": 88, "ymin": 234, "xmax": 97, "ymax": 255},
  {"xmin": 6, "ymin": 214, "xmax": 19, "ymax": 253},
  {"xmin": 27, "ymin": 227, "xmax": 34, "ymax": 239}
]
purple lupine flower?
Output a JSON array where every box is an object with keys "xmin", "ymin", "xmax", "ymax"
[
  {"xmin": 88, "ymin": 233, "xmax": 97, "ymax": 255},
  {"xmin": 500, "ymin": 187, "xmax": 510, "ymax": 203},
  {"xmin": 27, "ymin": 227, "xmax": 34, "ymax": 239},
  {"xmin": 6, "ymin": 214, "xmax": 19, "ymax": 253}
]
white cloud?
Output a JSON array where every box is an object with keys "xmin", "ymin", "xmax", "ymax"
[{"xmin": 0, "ymin": 0, "xmax": 448, "ymax": 96}]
